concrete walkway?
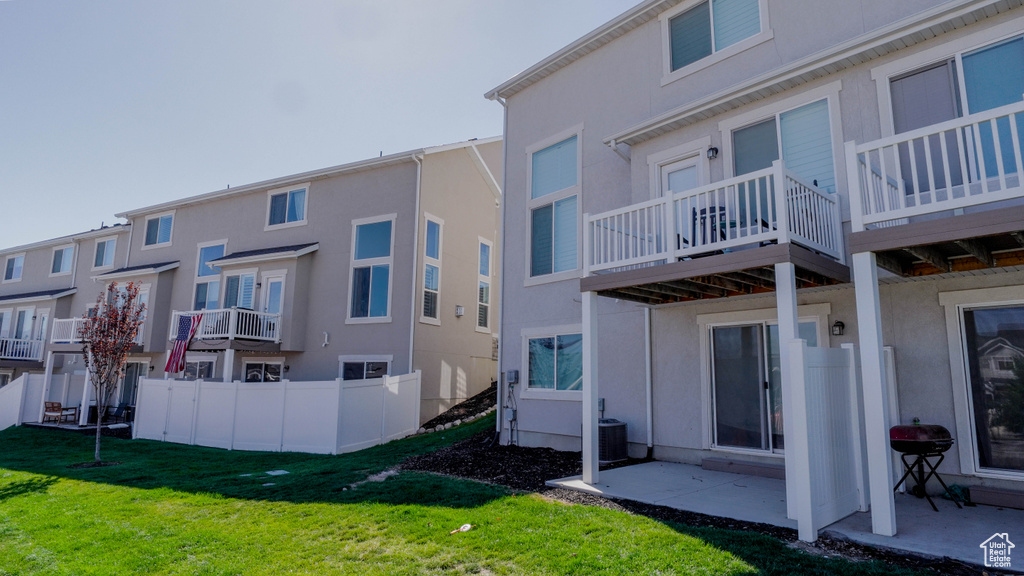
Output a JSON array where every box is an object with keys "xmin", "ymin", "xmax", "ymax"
[{"xmin": 548, "ymin": 461, "xmax": 1024, "ymax": 569}]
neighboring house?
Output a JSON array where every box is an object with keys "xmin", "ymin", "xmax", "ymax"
[
  {"xmin": 4, "ymin": 137, "xmax": 502, "ymax": 425},
  {"xmin": 0, "ymin": 225, "xmax": 131, "ymax": 390},
  {"xmin": 487, "ymin": 0, "xmax": 1024, "ymax": 541}
]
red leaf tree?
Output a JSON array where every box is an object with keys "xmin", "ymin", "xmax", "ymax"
[{"xmin": 79, "ymin": 281, "xmax": 146, "ymax": 463}]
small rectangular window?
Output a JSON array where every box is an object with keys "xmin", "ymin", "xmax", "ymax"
[
  {"xmin": 51, "ymin": 246, "xmax": 74, "ymax": 275},
  {"xmin": 425, "ymin": 220, "xmax": 440, "ymax": 260},
  {"xmin": 530, "ymin": 196, "xmax": 577, "ymax": 277},
  {"xmin": 197, "ymin": 244, "xmax": 225, "ymax": 277},
  {"xmin": 244, "ymin": 361, "xmax": 282, "ymax": 383},
  {"xmin": 224, "ymin": 273, "xmax": 255, "ymax": 309},
  {"xmin": 342, "ymin": 360, "xmax": 389, "ymax": 380},
  {"xmin": 528, "ymin": 333, "xmax": 583, "ymax": 391},
  {"xmin": 268, "ymin": 187, "xmax": 307, "ymax": 226},
  {"xmin": 531, "ymin": 136, "xmax": 577, "ymax": 199},
  {"xmin": 351, "ymin": 217, "xmax": 394, "ymax": 320},
  {"xmin": 479, "ymin": 243, "xmax": 490, "ymax": 277},
  {"xmin": 423, "ymin": 264, "xmax": 439, "ymax": 319},
  {"xmin": 94, "ymin": 238, "xmax": 116, "ymax": 268},
  {"xmin": 669, "ymin": 0, "xmax": 760, "ymax": 71},
  {"xmin": 183, "ymin": 361, "xmax": 214, "ymax": 380},
  {"xmin": 144, "ymin": 214, "xmax": 173, "ymax": 246},
  {"xmin": 477, "ymin": 240, "xmax": 492, "ymax": 330},
  {"xmin": 422, "ymin": 217, "xmax": 442, "ymax": 322},
  {"xmin": 4, "ymin": 255, "xmax": 22, "ymax": 281}
]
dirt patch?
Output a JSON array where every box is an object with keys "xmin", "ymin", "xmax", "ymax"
[
  {"xmin": 403, "ymin": 429, "xmax": 1001, "ymax": 576},
  {"xmin": 68, "ymin": 461, "xmax": 121, "ymax": 469},
  {"xmin": 421, "ymin": 382, "xmax": 497, "ymax": 431}
]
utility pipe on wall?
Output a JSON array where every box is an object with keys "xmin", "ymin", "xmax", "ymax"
[{"xmin": 407, "ymin": 154, "xmax": 423, "ymax": 378}]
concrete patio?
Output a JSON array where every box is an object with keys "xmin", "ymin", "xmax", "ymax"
[{"xmin": 548, "ymin": 461, "xmax": 1024, "ymax": 569}]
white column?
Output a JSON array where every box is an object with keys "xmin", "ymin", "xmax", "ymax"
[
  {"xmin": 79, "ymin": 351, "xmax": 92, "ymax": 426},
  {"xmin": 38, "ymin": 351, "xmax": 55, "ymax": 422},
  {"xmin": 853, "ymin": 251, "xmax": 896, "ymax": 536},
  {"xmin": 775, "ymin": 263, "xmax": 803, "ymax": 522},
  {"xmin": 788, "ymin": 339, "xmax": 816, "ymax": 542},
  {"xmin": 222, "ymin": 348, "xmax": 235, "ymax": 382},
  {"xmin": 582, "ymin": 291, "xmax": 599, "ymax": 485}
]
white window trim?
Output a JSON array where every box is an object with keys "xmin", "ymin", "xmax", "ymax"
[
  {"xmin": 47, "ymin": 244, "xmax": 75, "ymax": 278},
  {"xmin": 520, "ymin": 323, "xmax": 584, "ymax": 401},
  {"xmin": 337, "ymin": 354, "xmax": 394, "ymax": 380},
  {"xmin": 3, "ymin": 253, "xmax": 25, "ymax": 284},
  {"xmin": 419, "ymin": 213, "xmax": 443, "ymax": 326},
  {"xmin": 264, "ymin": 182, "xmax": 311, "ymax": 231},
  {"xmin": 696, "ymin": 303, "xmax": 831, "ymax": 454},
  {"xmin": 939, "ymin": 285, "xmax": 1024, "ymax": 481},
  {"xmin": 476, "ymin": 237, "xmax": 493, "ymax": 333},
  {"xmin": 525, "ymin": 124, "xmax": 584, "ymax": 287},
  {"xmin": 659, "ymin": 0, "xmax": 773, "ymax": 87},
  {"xmin": 194, "ymin": 240, "xmax": 228, "ymax": 311},
  {"xmin": 242, "ymin": 356, "xmax": 286, "ymax": 382},
  {"xmin": 870, "ymin": 16, "xmax": 1024, "ymax": 139},
  {"xmin": 718, "ymin": 79, "xmax": 844, "ymax": 182},
  {"xmin": 647, "ymin": 136, "xmax": 712, "ymax": 200},
  {"xmin": 91, "ymin": 235, "xmax": 118, "ymax": 271},
  {"xmin": 141, "ymin": 210, "xmax": 175, "ymax": 250},
  {"xmin": 221, "ymin": 267, "xmax": 258, "ymax": 309},
  {"xmin": 347, "ymin": 213, "xmax": 397, "ymax": 324}
]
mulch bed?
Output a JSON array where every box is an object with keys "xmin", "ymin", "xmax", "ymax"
[
  {"xmin": 420, "ymin": 382, "xmax": 497, "ymax": 430},
  {"xmin": 403, "ymin": 428, "xmax": 1000, "ymax": 576}
]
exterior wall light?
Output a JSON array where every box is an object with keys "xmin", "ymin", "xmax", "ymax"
[
  {"xmin": 455, "ymin": 305, "xmax": 465, "ymax": 317},
  {"xmin": 832, "ymin": 320, "xmax": 845, "ymax": 336},
  {"xmin": 707, "ymin": 146, "xmax": 719, "ymax": 160}
]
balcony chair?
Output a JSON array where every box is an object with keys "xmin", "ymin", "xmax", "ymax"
[{"xmin": 42, "ymin": 402, "xmax": 78, "ymax": 424}]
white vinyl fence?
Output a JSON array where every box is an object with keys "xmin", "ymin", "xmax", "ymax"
[
  {"xmin": 133, "ymin": 371, "xmax": 422, "ymax": 455},
  {"xmin": 788, "ymin": 341, "xmax": 866, "ymax": 542},
  {"xmin": 0, "ymin": 374, "xmax": 48, "ymax": 431}
]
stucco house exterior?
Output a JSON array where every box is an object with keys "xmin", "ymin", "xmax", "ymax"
[
  {"xmin": 1, "ymin": 137, "xmax": 502, "ymax": 426},
  {"xmin": 487, "ymin": 0, "xmax": 1024, "ymax": 541}
]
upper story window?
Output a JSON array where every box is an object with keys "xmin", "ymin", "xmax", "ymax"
[
  {"xmin": 732, "ymin": 98, "xmax": 835, "ymax": 193},
  {"xmin": 349, "ymin": 215, "xmax": 395, "ymax": 322},
  {"xmin": 529, "ymin": 131, "xmax": 580, "ymax": 280},
  {"xmin": 3, "ymin": 254, "xmax": 24, "ymax": 282},
  {"xmin": 50, "ymin": 245, "xmax": 74, "ymax": 276},
  {"xmin": 421, "ymin": 217, "xmax": 442, "ymax": 323},
  {"xmin": 477, "ymin": 240, "xmax": 492, "ymax": 331},
  {"xmin": 266, "ymin": 184, "xmax": 309, "ymax": 229},
  {"xmin": 661, "ymin": 0, "xmax": 770, "ymax": 85},
  {"xmin": 93, "ymin": 237, "xmax": 116, "ymax": 269},
  {"xmin": 194, "ymin": 242, "xmax": 226, "ymax": 310},
  {"xmin": 224, "ymin": 272, "xmax": 256, "ymax": 309},
  {"xmin": 144, "ymin": 213, "xmax": 174, "ymax": 247}
]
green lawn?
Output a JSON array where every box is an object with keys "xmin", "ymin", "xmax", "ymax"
[{"xmin": 0, "ymin": 418, "xmax": 922, "ymax": 575}]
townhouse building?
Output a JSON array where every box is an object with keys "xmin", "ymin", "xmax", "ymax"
[
  {"xmin": 1, "ymin": 137, "xmax": 502, "ymax": 425},
  {"xmin": 487, "ymin": 0, "xmax": 1024, "ymax": 541}
]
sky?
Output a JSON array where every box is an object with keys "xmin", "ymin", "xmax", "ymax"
[{"xmin": 0, "ymin": 0, "xmax": 638, "ymax": 249}]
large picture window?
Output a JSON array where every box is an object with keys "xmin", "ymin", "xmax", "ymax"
[
  {"xmin": 349, "ymin": 216, "xmax": 394, "ymax": 321},
  {"xmin": 527, "ymin": 333, "xmax": 583, "ymax": 391},
  {"xmin": 962, "ymin": 304, "xmax": 1024, "ymax": 474},
  {"xmin": 529, "ymin": 133, "xmax": 579, "ymax": 279}
]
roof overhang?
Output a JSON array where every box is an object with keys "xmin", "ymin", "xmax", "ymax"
[
  {"xmin": 209, "ymin": 243, "xmax": 319, "ymax": 268},
  {"xmin": 605, "ymin": 0, "xmax": 1022, "ymax": 147},
  {"xmin": 0, "ymin": 288, "xmax": 77, "ymax": 305},
  {"xmin": 93, "ymin": 262, "xmax": 179, "ymax": 281},
  {"xmin": 0, "ymin": 224, "xmax": 129, "ymax": 258}
]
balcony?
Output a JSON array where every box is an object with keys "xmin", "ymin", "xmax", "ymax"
[
  {"xmin": 0, "ymin": 338, "xmax": 44, "ymax": 362},
  {"xmin": 585, "ymin": 161, "xmax": 844, "ymax": 275},
  {"xmin": 581, "ymin": 161, "xmax": 848, "ymax": 305},
  {"xmin": 51, "ymin": 317, "xmax": 144, "ymax": 346},
  {"xmin": 847, "ymin": 100, "xmax": 1024, "ymax": 276},
  {"xmin": 170, "ymin": 308, "xmax": 281, "ymax": 343}
]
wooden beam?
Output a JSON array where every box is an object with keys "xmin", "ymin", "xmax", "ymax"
[
  {"xmin": 905, "ymin": 248, "xmax": 1024, "ymax": 276},
  {"xmin": 720, "ymin": 271, "xmax": 774, "ymax": 289},
  {"xmin": 688, "ymin": 275, "xmax": 748, "ymax": 294},
  {"xmin": 954, "ymin": 238, "xmax": 994, "ymax": 267},
  {"xmin": 663, "ymin": 280, "xmax": 727, "ymax": 298},
  {"xmin": 1010, "ymin": 231, "xmax": 1024, "ymax": 249},
  {"xmin": 873, "ymin": 252, "xmax": 907, "ymax": 276},
  {"xmin": 598, "ymin": 289, "xmax": 660, "ymax": 305},
  {"xmin": 905, "ymin": 245, "xmax": 950, "ymax": 273},
  {"xmin": 642, "ymin": 283, "xmax": 707, "ymax": 300}
]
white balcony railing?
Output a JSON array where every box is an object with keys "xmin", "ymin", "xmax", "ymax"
[
  {"xmin": 0, "ymin": 338, "xmax": 44, "ymax": 362},
  {"xmin": 51, "ymin": 317, "xmax": 89, "ymax": 344},
  {"xmin": 584, "ymin": 160, "xmax": 844, "ymax": 274},
  {"xmin": 51, "ymin": 317, "xmax": 145, "ymax": 346},
  {"xmin": 169, "ymin": 308, "xmax": 281, "ymax": 343},
  {"xmin": 847, "ymin": 100, "xmax": 1024, "ymax": 232}
]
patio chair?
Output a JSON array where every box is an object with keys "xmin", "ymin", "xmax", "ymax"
[
  {"xmin": 105, "ymin": 403, "xmax": 129, "ymax": 424},
  {"xmin": 42, "ymin": 402, "xmax": 78, "ymax": 424}
]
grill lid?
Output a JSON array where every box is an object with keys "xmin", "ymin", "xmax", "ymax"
[{"xmin": 889, "ymin": 424, "xmax": 952, "ymax": 443}]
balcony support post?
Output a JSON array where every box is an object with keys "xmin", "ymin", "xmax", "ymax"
[
  {"xmin": 582, "ymin": 290, "xmax": 600, "ymax": 485},
  {"xmin": 79, "ymin": 349, "xmax": 93, "ymax": 427},
  {"xmin": 774, "ymin": 263, "xmax": 804, "ymax": 523},
  {"xmin": 852, "ymin": 251, "xmax": 897, "ymax": 536},
  {"xmin": 223, "ymin": 348, "xmax": 235, "ymax": 383},
  {"xmin": 38, "ymin": 351, "xmax": 55, "ymax": 423},
  {"xmin": 773, "ymin": 160, "xmax": 790, "ymax": 244}
]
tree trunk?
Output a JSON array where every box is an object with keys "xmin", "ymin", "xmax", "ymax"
[{"xmin": 94, "ymin": 397, "xmax": 103, "ymax": 463}]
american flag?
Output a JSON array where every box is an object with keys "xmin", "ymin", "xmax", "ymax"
[{"xmin": 165, "ymin": 314, "xmax": 202, "ymax": 373}]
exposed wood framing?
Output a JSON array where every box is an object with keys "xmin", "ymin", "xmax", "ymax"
[
  {"xmin": 954, "ymin": 238, "xmax": 994, "ymax": 267},
  {"xmin": 905, "ymin": 246, "xmax": 951, "ymax": 273}
]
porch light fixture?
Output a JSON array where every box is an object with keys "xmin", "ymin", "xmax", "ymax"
[
  {"xmin": 831, "ymin": 320, "xmax": 845, "ymax": 336},
  {"xmin": 455, "ymin": 305, "xmax": 465, "ymax": 317},
  {"xmin": 706, "ymin": 146, "xmax": 719, "ymax": 160}
]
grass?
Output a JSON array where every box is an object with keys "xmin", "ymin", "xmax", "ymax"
[{"xmin": 0, "ymin": 417, "xmax": 925, "ymax": 575}]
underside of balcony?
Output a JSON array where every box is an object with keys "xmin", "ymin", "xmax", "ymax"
[
  {"xmin": 579, "ymin": 243, "xmax": 849, "ymax": 305},
  {"xmin": 848, "ymin": 204, "xmax": 1024, "ymax": 277},
  {"xmin": 190, "ymin": 340, "xmax": 282, "ymax": 352}
]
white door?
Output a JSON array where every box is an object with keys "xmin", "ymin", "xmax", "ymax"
[{"xmin": 262, "ymin": 275, "xmax": 285, "ymax": 315}]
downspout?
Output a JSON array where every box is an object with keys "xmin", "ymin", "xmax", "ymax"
[
  {"xmin": 124, "ymin": 221, "xmax": 134, "ymax": 269},
  {"xmin": 70, "ymin": 239, "xmax": 80, "ymax": 289},
  {"xmin": 491, "ymin": 93, "xmax": 509, "ymax": 443},
  {"xmin": 644, "ymin": 307, "xmax": 654, "ymax": 459},
  {"xmin": 408, "ymin": 154, "xmax": 423, "ymax": 379}
]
